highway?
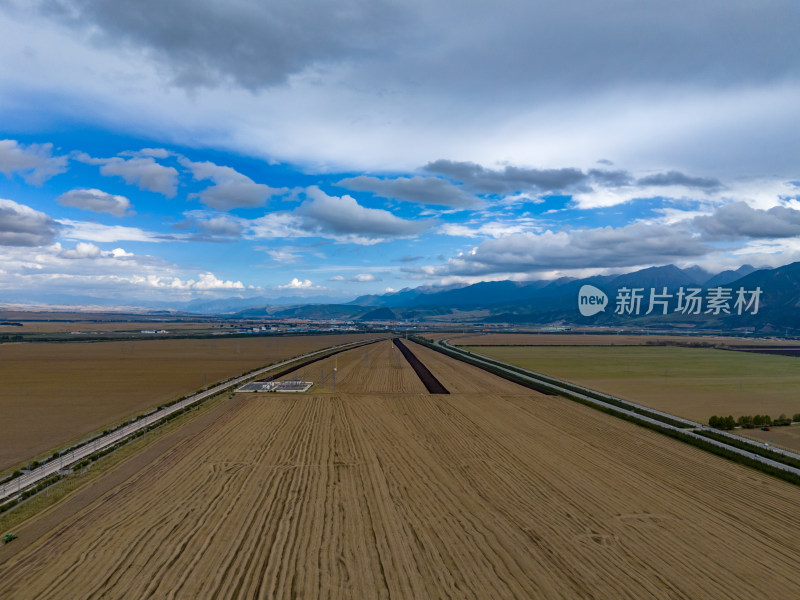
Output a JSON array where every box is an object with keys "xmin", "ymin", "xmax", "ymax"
[
  {"xmin": 434, "ymin": 338, "xmax": 800, "ymax": 478},
  {"xmin": 0, "ymin": 338, "xmax": 376, "ymax": 504}
]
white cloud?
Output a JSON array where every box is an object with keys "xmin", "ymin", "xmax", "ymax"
[
  {"xmin": 57, "ymin": 188, "xmax": 133, "ymax": 217},
  {"xmin": 440, "ymin": 218, "xmax": 542, "ymax": 239},
  {"xmin": 58, "ymin": 241, "xmax": 102, "ymax": 259},
  {"xmin": 0, "ymin": 198, "xmax": 61, "ymax": 246},
  {"xmin": 0, "ymin": 139, "xmax": 68, "ymax": 185},
  {"xmin": 298, "ymin": 186, "xmax": 429, "ymax": 243},
  {"xmin": 278, "ymin": 277, "xmax": 314, "ymax": 289},
  {"xmin": 329, "ymin": 273, "xmax": 380, "ymax": 283},
  {"xmin": 416, "ymin": 223, "xmax": 711, "ymax": 280},
  {"xmin": 153, "ymin": 272, "xmax": 245, "ymax": 290},
  {"xmin": 58, "ymin": 219, "xmax": 183, "ymax": 243}
]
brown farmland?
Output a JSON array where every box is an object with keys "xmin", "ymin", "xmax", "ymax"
[
  {"xmin": 1, "ymin": 339, "xmax": 798, "ymax": 598},
  {"xmin": 447, "ymin": 332, "xmax": 800, "ymax": 347},
  {"xmin": 0, "ymin": 334, "xmax": 377, "ymax": 472}
]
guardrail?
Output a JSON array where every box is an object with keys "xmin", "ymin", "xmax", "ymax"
[{"xmin": 0, "ymin": 338, "xmax": 378, "ymax": 504}]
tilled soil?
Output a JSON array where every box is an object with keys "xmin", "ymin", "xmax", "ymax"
[{"xmin": 1, "ymin": 339, "xmax": 798, "ymax": 599}]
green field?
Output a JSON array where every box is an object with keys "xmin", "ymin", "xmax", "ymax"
[{"xmin": 461, "ymin": 345, "xmax": 800, "ymax": 425}]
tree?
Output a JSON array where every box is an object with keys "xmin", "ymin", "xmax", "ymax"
[
  {"xmin": 709, "ymin": 415, "xmax": 720, "ymax": 428},
  {"xmin": 722, "ymin": 415, "xmax": 736, "ymax": 430},
  {"xmin": 775, "ymin": 413, "xmax": 791, "ymax": 426},
  {"xmin": 737, "ymin": 415, "xmax": 754, "ymax": 429}
]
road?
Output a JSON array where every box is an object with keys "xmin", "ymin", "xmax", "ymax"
[
  {"xmin": 0, "ymin": 338, "xmax": 377, "ymax": 503},
  {"xmin": 434, "ymin": 338, "xmax": 800, "ymax": 478}
]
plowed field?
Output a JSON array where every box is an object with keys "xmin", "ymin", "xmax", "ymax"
[
  {"xmin": 1, "ymin": 339, "xmax": 798, "ymax": 599},
  {"xmin": 0, "ymin": 334, "xmax": 377, "ymax": 471}
]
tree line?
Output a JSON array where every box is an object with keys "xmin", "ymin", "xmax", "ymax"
[{"xmin": 708, "ymin": 413, "xmax": 800, "ymax": 430}]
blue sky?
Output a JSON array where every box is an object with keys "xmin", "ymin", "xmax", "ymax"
[{"xmin": 1, "ymin": 1, "xmax": 799, "ymax": 308}]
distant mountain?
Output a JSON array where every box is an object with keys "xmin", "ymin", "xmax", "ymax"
[
  {"xmin": 610, "ymin": 264, "xmax": 705, "ymax": 289},
  {"xmin": 348, "ymin": 284, "xmax": 462, "ymax": 307},
  {"xmin": 358, "ymin": 307, "xmax": 397, "ymax": 321},
  {"xmin": 704, "ymin": 264, "xmax": 758, "ymax": 288},
  {"xmin": 69, "ymin": 261, "xmax": 790, "ymax": 334}
]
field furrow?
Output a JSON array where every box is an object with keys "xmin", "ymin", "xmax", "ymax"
[{"xmin": 1, "ymin": 338, "xmax": 798, "ymax": 598}]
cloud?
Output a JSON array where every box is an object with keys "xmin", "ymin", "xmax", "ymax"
[
  {"xmin": 2, "ymin": 2, "xmax": 798, "ymax": 178},
  {"xmin": 420, "ymin": 222, "xmax": 710, "ymax": 278},
  {"xmin": 74, "ymin": 153, "xmax": 179, "ymax": 196},
  {"xmin": 262, "ymin": 246, "xmax": 305, "ymax": 264},
  {"xmin": 694, "ymin": 202, "xmax": 800, "ymax": 240},
  {"xmin": 58, "ymin": 219, "xmax": 182, "ymax": 243},
  {"xmin": 637, "ymin": 171, "xmax": 721, "ymax": 189},
  {"xmin": 172, "ymin": 272, "xmax": 245, "ymax": 290},
  {"xmin": 58, "ymin": 241, "xmax": 102, "ymax": 259},
  {"xmin": 440, "ymin": 218, "xmax": 542, "ymax": 239},
  {"xmin": 0, "ymin": 199, "xmax": 61, "ymax": 246},
  {"xmin": 0, "ymin": 139, "xmax": 68, "ymax": 185},
  {"xmin": 180, "ymin": 157, "xmax": 286, "ymax": 210},
  {"xmin": 297, "ymin": 186, "xmax": 429, "ymax": 242},
  {"xmin": 177, "ymin": 210, "xmax": 244, "ymax": 238},
  {"xmin": 278, "ymin": 277, "xmax": 314, "ymax": 290},
  {"xmin": 57, "ymin": 188, "xmax": 133, "ymax": 217},
  {"xmin": 329, "ymin": 273, "xmax": 380, "ymax": 283},
  {"xmin": 35, "ymin": 0, "xmax": 404, "ymax": 90},
  {"xmin": 337, "ymin": 175, "xmax": 480, "ymax": 208},
  {"xmin": 139, "ymin": 148, "xmax": 170, "ymax": 159},
  {"xmin": 425, "ymin": 160, "xmax": 588, "ymax": 194}
]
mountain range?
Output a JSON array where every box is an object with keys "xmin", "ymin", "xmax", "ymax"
[{"xmin": 229, "ymin": 262, "xmax": 800, "ymax": 334}]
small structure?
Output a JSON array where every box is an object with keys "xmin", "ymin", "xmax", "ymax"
[{"xmin": 236, "ymin": 380, "xmax": 313, "ymax": 393}]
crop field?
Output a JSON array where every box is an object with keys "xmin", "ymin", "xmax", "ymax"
[
  {"xmin": 1, "ymin": 339, "xmax": 798, "ymax": 598},
  {"xmin": 448, "ymin": 332, "xmax": 800, "ymax": 347},
  {"xmin": 0, "ymin": 333, "xmax": 377, "ymax": 472},
  {"xmin": 459, "ymin": 344, "xmax": 800, "ymax": 428}
]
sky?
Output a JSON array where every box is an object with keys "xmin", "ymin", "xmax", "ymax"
[{"xmin": 1, "ymin": 0, "xmax": 799, "ymax": 308}]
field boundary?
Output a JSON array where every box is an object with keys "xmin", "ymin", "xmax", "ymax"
[
  {"xmin": 411, "ymin": 336, "xmax": 800, "ymax": 486},
  {"xmin": 0, "ymin": 337, "xmax": 384, "ymax": 505},
  {"xmin": 393, "ymin": 338, "xmax": 449, "ymax": 394}
]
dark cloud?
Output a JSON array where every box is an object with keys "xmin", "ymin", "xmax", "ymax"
[
  {"xmin": 588, "ymin": 169, "xmax": 633, "ymax": 187},
  {"xmin": 41, "ymin": 0, "xmax": 405, "ymax": 90},
  {"xmin": 57, "ymin": 188, "xmax": 133, "ymax": 217},
  {"xmin": 336, "ymin": 175, "xmax": 480, "ymax": 208},
  {"xmin": 637, "ymin": 171, "xmax": 721, "ymax": 189},
  {"xmin": 75, "ymin": 153, "xmax": 179, "ymax": 196},
  {"xmin": 694, "ymin": 202, "xmax": 800, "ymax": 240},
  {"xmin": 180, "ymin": 157, "xmax": 286, "ymax": 210},
  {"xmin": 38, "ymin": 2, "xmax": 800, "ymax": 97},
  {"xmin": 197, "ymin": 181, "xmax": 282, "ymax": 211},
  {"xmin": 0, "ymin": 199, "xmax": 61, "ymax": 246},
  {"xmin": 424, "ymin": 160, "xmax": 587, "ymax": 194}
]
